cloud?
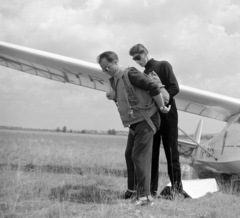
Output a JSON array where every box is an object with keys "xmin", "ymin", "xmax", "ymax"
[
  {"xmin": 0, "ymin": 67, "xmax": 120, "ymax": 130},
  {"xmin": 178, "ymin": 72, "xmax": 240, "ymax": 98},
  {"xmin": 0, "ymin": 0, "xmax": 239, "ymax": 130}
]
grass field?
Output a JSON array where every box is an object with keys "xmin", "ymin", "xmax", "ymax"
[{"xmin": 0, "ymin": 130, "xmax": 240, "ymax": 218}]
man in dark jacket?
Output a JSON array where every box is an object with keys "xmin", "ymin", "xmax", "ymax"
[{"xmin": 129, "ymin": 44, "xmax": 182, "ymax": 197}]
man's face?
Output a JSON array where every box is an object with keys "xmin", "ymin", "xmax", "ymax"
[
  {"xmin": 132, "ymin": 52, "xmax": 148, "ymax": 67},
  {"xmin": 99, "ymin": 57, "xmax": 118, "ymax": 77}
]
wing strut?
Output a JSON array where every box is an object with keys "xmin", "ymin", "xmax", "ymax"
[{"xmin": 178, "ymin": 126, "xmax": 218, "ymax": 161}]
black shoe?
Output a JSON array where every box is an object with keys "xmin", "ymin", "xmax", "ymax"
[
  {"xmin": 159, "ymin": 187, "xmax": 186, "ymax": 200},
  {"xmin": 151, "ymin": 191, "xmax": 158, "ymax": 198},
  {"xmin": 158, "ymin": 186, "xmax": 173, "ymax": 200},
  {"xmin": 121, "ymin": 190, "xmax": 136, "ymax": 199}
]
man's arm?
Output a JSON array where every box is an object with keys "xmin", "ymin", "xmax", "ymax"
[
  {"xmin": 128, "ymin": 67, "xmax": 160, "ymax": 96},
  {"xmin": 128, "ymin": 67, "xmax": 170, "ymax": 113},
  {"xmin": 152, "ymin": 94, "xmax": 171, "ymax": 113}
]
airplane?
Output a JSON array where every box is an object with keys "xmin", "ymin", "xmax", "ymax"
[{"xmin": 0, "ymin": 41, "xmax": 240, "ymax": 183}]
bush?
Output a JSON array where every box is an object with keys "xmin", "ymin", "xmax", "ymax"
[{"xmin": 108, "ymin": 129, "xmax": 116, "ymax": 135}]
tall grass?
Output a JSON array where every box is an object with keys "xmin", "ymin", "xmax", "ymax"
[{"xmin": 0, "ymin": 130, "xmax": 239, "ymax": 218}]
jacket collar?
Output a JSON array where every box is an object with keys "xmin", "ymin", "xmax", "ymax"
[
  {"xmin": 109, "ymin": 66, "xmax": 127, "ymax": 87},
  {"xmin": 145, "ymin": 58, "xmax": 156, "ymax": 70}
]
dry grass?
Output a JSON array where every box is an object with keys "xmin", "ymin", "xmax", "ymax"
[{"xmin": 0, "ymin": 130, "xmax": 240, "ymax": 218}]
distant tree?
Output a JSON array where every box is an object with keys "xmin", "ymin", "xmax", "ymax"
[
  {"xmin": 108, "ymin": 129, "xmax": 116, "ymax": 135},
  {"xmin": 56, "ymin": 127, "xmax": 61, "ymax": 132},
  {"xmin": 81, "ymin": 129, "xmax": 87, "ymax": 133},
  {"xmin": 62, "ymin": 126, "xmax": 67, "ymax": 132},
  {"xmin": 70, "ymin": 129, "xmax": 72, "ymax": 133}
]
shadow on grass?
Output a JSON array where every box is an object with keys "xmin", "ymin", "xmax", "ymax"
[
  {"xmin": 0, "ymin": 163, "xmax": 127, "ymax": 177},
  {"xmin": 193, "ymin": 162, "xmax": 221, "ymax": 179},
  {"xmin": 192, "ymin": 162, "xmax": 240, "ymax": 194},
  {"xmin": 49, "ymin": 184, "xmax": 122, "ymax": 204}
]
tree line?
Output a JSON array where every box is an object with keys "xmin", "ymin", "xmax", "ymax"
[{"xmin": 56, "ymin": 126, "xmax": 118, "ymax": 135}]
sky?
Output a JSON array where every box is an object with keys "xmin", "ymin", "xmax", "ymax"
[{"xmin": 0, "ymin": 0, "xmax": 240, "ymax": 134}]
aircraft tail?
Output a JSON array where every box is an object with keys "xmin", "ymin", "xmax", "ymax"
[
  {"xmin": 193, "ymin": 119, "xmax": 203, "ymax": 143},
  {"xmin": 178, "ymin": 119, "xmax": 203, "ymax": 158},
  {"xmin": 181, "ymin": 119, "xmax": 203, "ymax": 180}
]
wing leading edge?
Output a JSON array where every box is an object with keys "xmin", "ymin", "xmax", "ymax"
[
  {"xmin": 1, "ymin": 41, "xmax": 240, "ymax": 122},
  {"xmin": 0, "ymin": 41, "xmax": 111, "ymax": 92}
]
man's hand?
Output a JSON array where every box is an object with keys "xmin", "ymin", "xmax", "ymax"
[
  {"xmin": 106, "ymin": 90, "xmax": 116, "ymax": 100},
  {"xmin": 159, "ymin": 105, "xmax": 171, "ymax": 113}
]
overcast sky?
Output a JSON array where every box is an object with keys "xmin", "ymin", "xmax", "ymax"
[{"xmin": 0, "ymin": 0, "xmax": 239, "ymax": 134}]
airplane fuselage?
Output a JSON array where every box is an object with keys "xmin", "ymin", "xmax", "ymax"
[{"xmin": 193, "ymin": 113, "xmax": 240, "ymax": 174}]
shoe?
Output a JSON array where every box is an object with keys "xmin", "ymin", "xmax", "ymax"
[
  {"xmin": 151, "ymin": 191, "xmax": 158, "ymax": 198},
  {"xmin": 158, "ymin": 186, "xmax": 173, "ymax": 200},
  {"xmin": 121, "ymin": 190, "xmax": 136, "ymax": 199},
  {"xmin": 159, "ymin": 193, "xmax": 173, "ymax": 200},
  {"xmin": 159, "ymin": 187, "xmax": 186, "ymax": 200},
  {"xmin": 132, "ymin": 195, "xmax": 154, "ymax": 206},
  {"xmin": 130, "ymin": 195, "xmax": 138, "ymax": 204}
]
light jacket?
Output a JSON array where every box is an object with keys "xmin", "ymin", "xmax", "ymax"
[{"xmin": 109, "ymin": 66, "xmax": 158, "ymax": 127}]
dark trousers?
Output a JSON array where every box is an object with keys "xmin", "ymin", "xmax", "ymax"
[
  {"xmin": 151, "ymin": 102, "xmax": 182, "ymax": 193},
  {"xmin": 125, "ymin": 120, "xmax": 154, "ymax": 197}
]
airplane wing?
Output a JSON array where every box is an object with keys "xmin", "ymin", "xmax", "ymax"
[
  {"xmin": 0, "ymin": 41, "xmax": 111, "ymax": 92},
  {"xmin": 1, "ymin": 41, "xmax": 240, "ymax": 123},
  {"xmin": 176, "ymin": 85, "xmax": 240, "ymax": 123}
]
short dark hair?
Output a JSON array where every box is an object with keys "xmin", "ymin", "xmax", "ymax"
[
  {"xmin": 96, "ymin": 51, "xmax": 119, "ymax": 63},
  {"xmin": 129, "ymin": 44, "xmax": 148, "ymax": 56}
]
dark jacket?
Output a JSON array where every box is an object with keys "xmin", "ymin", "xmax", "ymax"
[
  {"xmin": 144, "ymin": 59, "xmax": 179, "ymax": 103},
  {"xmin": 144, "ymin": 59, "xmax": 179, "ymax": 124}
]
